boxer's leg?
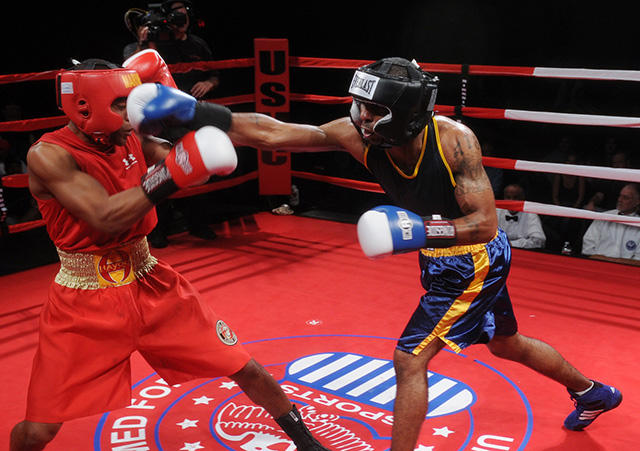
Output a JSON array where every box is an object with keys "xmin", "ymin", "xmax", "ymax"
[
  {"xmin": 391, "ymin": 339, "xmax": 445, "ymax": 451},
  {"xmin": 487, "ymin": 333, "xmax": 591, "ymax": 391},
  {"xmin": 10, "ymin": 421, "xmax": 62, "ymax": 451},
  {"xmin": 487, "ymin": 333, "xmax": 622, "ymax": 430},
  {"xmin": 230, "ymin": 359, "xmax": 330, "ymax": 451}
]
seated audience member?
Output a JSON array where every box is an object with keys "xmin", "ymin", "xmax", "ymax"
[
  {"xmin": 584, "ymin": 150, "xmax": 632, "ymax": 212},
  {"xmin": 552, "ymin": 153, "xmax": 586, "ymax": 209},
  {"xmin": 582, "ymin": 183, "xmax": 640, "ymax": 266},
  {"xmin": 497, "ymin": 183, "xmax": 546, "ymax": 249},
  {"xmin": 586, "ymin": 135, "xmax": 619, "ymax": 168},
  {"xmin": 545, "ymin": 153, "xmax": 589, "ymax": 253}
]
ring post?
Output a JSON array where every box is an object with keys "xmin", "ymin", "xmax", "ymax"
[{"xmin": 254, "ymin": 38, "xmax": 292, "ymax": 195}]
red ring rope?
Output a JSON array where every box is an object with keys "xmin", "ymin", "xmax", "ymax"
[{"xmin": 2, "ymin": 55, "xmax": 640, "ymax": 235}]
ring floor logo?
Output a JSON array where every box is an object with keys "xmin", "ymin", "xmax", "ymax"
[{"xmin": 94, "ymin": 335, "xmax": 532, "ymax": 450}]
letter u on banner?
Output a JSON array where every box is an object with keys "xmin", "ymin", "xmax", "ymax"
[{"xmin": 254, "ymin": 38, "xmax": 291, "ymax": 195}]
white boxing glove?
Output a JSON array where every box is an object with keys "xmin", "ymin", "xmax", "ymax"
[
  {"xmin": 141, "ymin": 126, "xmax": 237, "ymax": 204},
  {"xmin": 357, "ymin": 205, "xmax": 456, "ymax": 259}
]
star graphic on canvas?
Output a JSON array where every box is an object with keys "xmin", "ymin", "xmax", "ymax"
[
  {"xmin": 180, "ymin": 442, "xmax": 204, "ymax": 451},
  {"xmin": 415, "ymin": 445, "xmax": 435, "ymax": 451},
  {"xmin": 177, "ymin": 419, "xmax": 199, "ymax": 429},
  {"xmin": 192, "ymin": 395, "xmax": 214, "ymax": 405},
  {"xmin": 433, "ymin": 426, "xmax": 455, "ymax": 437},
  {"xmin": 219, "ymin": 381, "xmax": 238, "ymax": 390}
]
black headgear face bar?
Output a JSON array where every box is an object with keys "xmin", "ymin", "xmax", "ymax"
[{"xmin": 348, "ymin": 57, "xmax": 439, "ymax": 147}]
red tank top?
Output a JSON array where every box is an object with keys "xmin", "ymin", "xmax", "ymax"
[{"xmin": 35, "ymin": 126, "xmax": 157, "ymax": 253}]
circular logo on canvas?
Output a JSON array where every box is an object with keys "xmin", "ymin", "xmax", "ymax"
[{"xmin": 93, "ymin": 334, "xmax": 532, "ymax": 450}]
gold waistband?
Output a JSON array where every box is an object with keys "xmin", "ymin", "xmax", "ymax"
[
  {"xmin": 420, "ymin": 230, "xmax": 500, "ymax": 257},
  {"xmin": 55, "ymin": 238, "xmax": 158, "ymax": 290}
]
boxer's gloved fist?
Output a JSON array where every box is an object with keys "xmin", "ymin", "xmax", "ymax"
[
  {"xmin": 141, "ymin": 126, "xmax": 237, "ymax": 204},
  {"xmin": 123, "ymin": 49, "xmax": 178, "ymax": 88},
  {"xmin": 357, "ymin": 205, "xmax": 456, "ymax": 259},
  {"xmin": 128, "ymin": 83, "xmax": 197, "ymax": 136},
  {"xmin": 128, "ymin": 83, "xmax": 233, "ymax": 139}
]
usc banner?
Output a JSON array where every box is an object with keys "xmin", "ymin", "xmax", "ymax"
[{"xmin": 254, "ymin": 38, "xmax": 291, "ymax": 195}]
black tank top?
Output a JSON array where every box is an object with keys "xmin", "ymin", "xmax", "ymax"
[{"xmin": 364, "ymin": 117, "xmax": 463, "ymax": 219}]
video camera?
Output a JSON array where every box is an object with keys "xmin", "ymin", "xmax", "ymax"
[
  {"xmin": 125, "ymin": 1, "xmax": 193, "ymax": 43},
  {"xmin": 142, "ymin": 3, "xmax": 188, "ymax": 42}
]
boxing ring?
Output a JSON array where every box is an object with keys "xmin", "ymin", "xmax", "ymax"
[{"xmin": 1, "ymin": 41, "xmax": 639, "ymax": 450}]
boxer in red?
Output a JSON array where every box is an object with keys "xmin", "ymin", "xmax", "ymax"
[{"xmin": 9, "ymin": 59, "xmax": 328, "ymax": 451}]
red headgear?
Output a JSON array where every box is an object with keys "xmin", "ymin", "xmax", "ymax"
[{"xmin": 56, "ymin": 68, "xmax": 141, "ymax": 141}]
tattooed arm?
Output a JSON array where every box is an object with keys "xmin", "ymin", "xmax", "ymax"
[{"xmin": 437, "ymin": 116, "xmax": 498, "ymax": 244}]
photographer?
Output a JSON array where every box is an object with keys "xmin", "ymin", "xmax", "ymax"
[
  {"xmin": 123, "ymin": 1, "xmax": 224, "ymax": 247},
  {"xmin": 123, "ymin": 1, "xmax": 219, "ymax": 99}
]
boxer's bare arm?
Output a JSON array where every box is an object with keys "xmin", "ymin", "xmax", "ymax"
[
  {"xmin": 228, "ymin": 114, "xmax": 366, "ymax": 163},
  {"xmin": 27, "ymin": 141, "xmax": 154, "ymax": 235}
]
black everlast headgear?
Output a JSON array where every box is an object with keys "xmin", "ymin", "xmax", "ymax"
[{"xmin": 349, "ymin": 57, "xmax": 439, "ymax": 147}]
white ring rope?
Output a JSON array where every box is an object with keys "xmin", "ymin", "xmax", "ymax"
[
  {"xmin": 483, "ymin": 157, "xmax": 640, "ymax": 183},
  {"xmin": 503, "ymin": 110, "xmax": 640, "ymax": 128},
  {"xmin": 485, "ymin": 157, "xmax": 640, "ymax": 225},
  {"xmin": 496, "ymin": 200, "xmax": 640, "ymax": 227},
  {"xmin": 530, "ymin": 67, "xmax": 640, "ymax": 82}
]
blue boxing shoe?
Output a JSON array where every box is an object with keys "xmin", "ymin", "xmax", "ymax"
[{"xmin": 564, "ymin": 380, "xmax": 623, "ymax": 431}]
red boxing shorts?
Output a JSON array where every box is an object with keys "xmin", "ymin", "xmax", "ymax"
[{"xmin": 25, "ymin": 241, "xmax": 251, "ymax": 423}]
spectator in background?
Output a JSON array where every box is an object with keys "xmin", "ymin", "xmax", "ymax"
[
  {"xmin": 544, "ymin": 153, "xmax": 589, "ymax": 253},
  {"xmin": 497, "ymin": 183, "xmax": 546, "ymax": 249},
  {"xmin": 543, "ymin": 134, "xmax": 572, "ymax": 165},
  {"xmin": 552, "ymin": 153, "xmax": 586, "ymax": 209},
  {"xmin": 123, "ymin": 1, "xmax": 219, "ymax": 99},
  {"xmin": 518, "ymin": 170, "xmax": 552, "ymax": 204},
  {"xmin": 582, "ymin": 183, "xmax": 640, "ymax": 266},
  {"xmin": 584, "ymin": 150, "xmax": 632, "ymax": 212},
  {"xmin": 586, "ymin": 135, "xmax": 619, "ymax": 168},
  {"xmin": 123, "ymin": 1, "xmax": 221, "ymax": 247}
]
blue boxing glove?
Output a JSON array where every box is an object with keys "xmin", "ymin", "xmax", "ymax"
[
  {"xmin": 127, "ymin": 83, "xmax": 232, "ymax": 139},
  {"xmin": 357, "ymin": 205, "xmax": 457, "ymax": 259},
  {"xmin": 127, "ymin": 83, "xmax": 196, "ymax": 135}
]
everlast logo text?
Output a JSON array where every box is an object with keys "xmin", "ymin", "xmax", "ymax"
[
  {"xmin": 142, "ymin": 164, "xmax": 171, "ymax": 192},
  {"xmin": 350, "ymin": 74, "xmax": 377, "ymax": 95},
  {"xmin": 425, "ymin": 221, "xmax": 456, "ymax": 238}
]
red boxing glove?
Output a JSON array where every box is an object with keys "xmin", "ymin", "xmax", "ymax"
[
  {"xmin": 123, "ymin": 49, "xmax": 178, "ymax": 88},
  {"xmin": 141, "ymin": 126, "xmax": 237, "ymax": 204}
]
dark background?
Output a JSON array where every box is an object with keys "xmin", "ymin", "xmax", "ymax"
[
  {"xmin": 3, "ymin": 1, "xmax": 639, "ymax": 71},
  {"xmin": 3, "ymin": 1, "xmax": 639, "ymax": 129},
  {"xmin": 3, "ymin": 1, "xmax": 639, "ymax": 120}
]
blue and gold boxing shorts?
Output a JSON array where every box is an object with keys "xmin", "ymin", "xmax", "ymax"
[{"xmin": 398, "ymin": 228, "xmax": 517, "ymax": 355}]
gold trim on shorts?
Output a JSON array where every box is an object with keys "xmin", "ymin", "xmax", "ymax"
[{"xmin": 55, "ymin": 238, "xmax": 157, "ymax": 290}]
